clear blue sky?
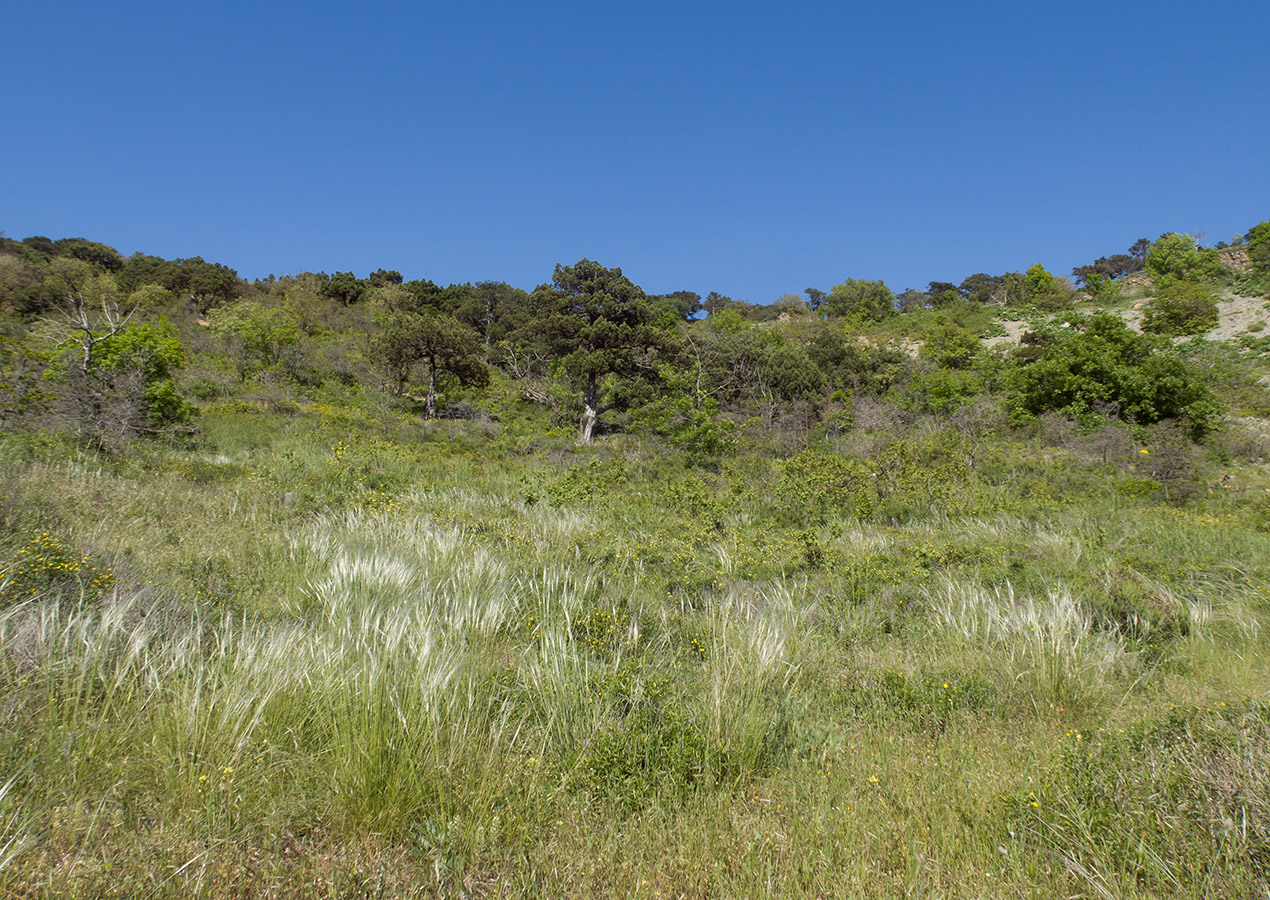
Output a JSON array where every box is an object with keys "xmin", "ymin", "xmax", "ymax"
[{"xmin": 3, "ymin": 0, "xmax": 1268, "ymax": 302}]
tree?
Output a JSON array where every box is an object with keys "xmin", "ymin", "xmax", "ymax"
[
  {"xmin": 1071, "ymin": 254, "xmax": 1143, "ymax": 287},
  {"xmin": 1145, "ymin": 233, "xmax": 1224, "ymax": 284},
  {"xmin": 927, "ymin": 281, "xmax": 962, "ymax": 306},
  {"xmin": 821, "ymin": 278, "xmax": 894, "ymax": 322},
  {"xmin": 959, "ymin": 273, "xmax": 1004, "ymax": 305},
  {"xmin": 168, "ymin": 257, "xmax": 242, "ymax": 312},
  {"xmin": 1245, "ymin": 219, "xmax": 1270, "ymax": 279},
  {"xmin": 919, "ymin": 319, "xmax": 980, "ymax": 369},
  {"xmin": 40, "ymin": 260, "xmax": 135, "ymax": 375},
  {"xmin": 1024, "ymin": 263, "xmax": 1056, "ymax": 297},
  {"xmin": 804, "ymin": 288, "xmax": 826, "ymax": 311},
  {"xmin": 647, "ymin": 290, "xmax": 703, "ymax": 322},
  {"xmin": 324, "ymin": 271, "xmax": 368, "ymax": 306},
  {"xmin": 526, "ymin": 259, "xmax": 669, "ymax": 443},
  {"xmin": 51, "ymin": 238, "xmax": 125, "ymax": 272},
  {"xmin": 207, "ymin": 300, "xmax": 302, "ymax": 380},
  {"xmin": 370, "ymin": 308, "xmax": 486, "ymax": 417},
  {"xmin": 761, "ymin": 345, "xmax": 825, "ymax": 402}
]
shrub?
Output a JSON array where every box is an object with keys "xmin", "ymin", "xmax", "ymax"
[
  {"xmin": 1145, "ymin": 232, "xmax": 1225, "ymax": 285},
  {"xmin": 779, "ymin": 449, "xmax": 872, "ymax": 523},
  {"xmin": 1011, "ymin": 314, "xmax": 1221, "ymax": 437},
  {"xmin": 1142, "ymin": 282, "xmax": 1219, "ymax": 336}
]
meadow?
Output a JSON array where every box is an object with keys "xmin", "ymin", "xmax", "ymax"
[{"xmin": 1, "ymin": 386, "xmax": 1268, "ymax": 899}]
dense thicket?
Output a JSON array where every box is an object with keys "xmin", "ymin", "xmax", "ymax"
[{"xmin": 6, "ymin": 224, "xmax": 1266, "ymax": 454}]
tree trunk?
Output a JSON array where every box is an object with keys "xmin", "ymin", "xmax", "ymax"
[
  {"xmin": 579, "ymin": 374, "xmax": 599, "ymax": 443},
  {"xmin": 425, "ymin": 356, "xmax": 438, "ymax": 419}
]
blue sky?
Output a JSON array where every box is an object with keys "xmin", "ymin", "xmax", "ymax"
[{"xmin": 3, "ymin": 1, "xmax": 1267, "ymax": 302}]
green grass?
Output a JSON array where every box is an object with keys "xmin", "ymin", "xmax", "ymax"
[{"xmin": 2, "ymin": 400, "xmax": 1269, "ymax": 898}]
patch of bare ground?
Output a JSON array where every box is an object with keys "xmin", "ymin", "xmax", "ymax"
[
  {"xmin": 987, "ymin": 290, "xmax": 1268, "ymax": 347},
  {"xmin": 983, "ymin": 320, "xmax": 1030, "ymax": 348}
]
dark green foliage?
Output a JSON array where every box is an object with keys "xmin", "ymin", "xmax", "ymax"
[
  {"xmin": 1142, "ymin": 282, "xmax": 1220, "ymax": 336},
  {"xmin": 760, "ymin": 345, "xmax": 825, "ymax": 402},
  {"xmin": 926, "ymin": 281, "xmax": 961, "ymax": 306},
  {"xmin": 1011, "ymin": 314, "xmax": 1221, "ymax": 437},
  {"xmin": 50, "ymin": 238, "xmax": 124, "ymax": 272},
  {"xmin": 646, "ymin": 290, "xmax": 703, "ymax": 322},
  {"xmin": 1071, "ymin": 252, "xmax": 1143, "ymax": 287},
  {"xmin": 524, "ymin": 260, "xmax": 670, "ymax": 442},
  {"xmin": 806, "ymin": 330, "xmax": 909, "ymax": 396},
  {"xmin": 959, "ymin": 273, "xmax": 1004, "ymax": 305},
  {"xmin": 323, "ymin": 271, "xmax": 367, "ymax": 306},
  {"xmin": 369, "ymin": 307, "xmax": 486, "ymax": 417}
]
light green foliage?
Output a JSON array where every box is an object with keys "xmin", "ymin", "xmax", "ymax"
[
  {"xmin": 919, "ymin": 319, "xmax": 980, "ymax": 369},
  {"xmin": 821, "ymin": 278, "xmax": 894, "ymax": 322},
  {"xmin": 207, "ymin": 299, "xmax": 301, "ymax": 379},
  {"xmin": 95, "ymin": 319, "xmax": 193, "ymax": 430},
  {"xmin": 1024, "ymin": 262, "xmax": 1056, "ymax": 297},
  {"xmin": 779, "ymin": 449, "xmax": 873, "ymax": 523},
  {"xmin": 5, "ymin": 225, "xmax": 1270, "ymax": 897},
  {"xmin": 629, "ymin": 366, "xmax": 736, "ymax": 465},
  {"xmin": 1142, "ymin": 281, "xmax": 1219, "ymax": 335},
  {"xmin": 1145, "ymin": 232, "xmax": 1225, "ymax": 284}
]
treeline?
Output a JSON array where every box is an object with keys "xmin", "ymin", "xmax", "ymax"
[{"xmin": 2, "ymin": 221, "xmax": 1268, "ymax": 455}]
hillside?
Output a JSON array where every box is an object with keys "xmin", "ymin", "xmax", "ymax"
[{"xmin": 1, "ymin": 226, "xmax": 1270, "ymax": 898}]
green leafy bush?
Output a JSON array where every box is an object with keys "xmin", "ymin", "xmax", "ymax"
[
  {"xmin": 1142, "ymin": 282, "xmax": 1219, "ymax": 336},
  {"xmin": 1011, "ymin": 314, "xmax": 1221, "ymax": 437},
  {"xmin": 779, "ymin": 449, "xmax": 872, "ymax": 523}
]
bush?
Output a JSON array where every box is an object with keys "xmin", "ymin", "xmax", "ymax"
[
  {"xmin": 1011, "ymin": 314, "xmax": 1221, "ymax": 437},
  {"xmin": 1145, "ymin": 232, "xmax": 1225, "ymax": 285},
  {"xmin": 1142, "ymin": 282, "xmax": 1220, "ymax": 336},
  {"xmin": 779, "ymin": 449, "xmax": 872, "ymax": 523}
]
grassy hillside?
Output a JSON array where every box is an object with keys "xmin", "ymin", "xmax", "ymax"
[
  {"xmin": 2, "ymin": 229, "xmax": 1270, "ymax": 897},
  {"xmin": 3, "ymin": 391, "xmax": 1270, "ymax": 898}
]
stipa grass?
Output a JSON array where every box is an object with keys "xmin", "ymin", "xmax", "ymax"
[{"xmin": 929, "ymin": 578, "xmax": 1127, "ymax": 709}]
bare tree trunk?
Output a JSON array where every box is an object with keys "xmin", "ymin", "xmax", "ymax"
[
  {"xmin": 425, "ymin": 355, "xmax": 438, "ymax": 419},
  {"xmin": 579, "ymin": 374, "xmax": 598, "ymax": 443}
]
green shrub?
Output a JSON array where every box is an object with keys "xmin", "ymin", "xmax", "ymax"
[
  {"xmin": 1010, "ymin": 314, "xmax": 1221, "ymax": 437},
  {"xmin": 1142, "ymin": 282, "xmax": 1220, "ymax": 336},
  {"xmin": 779, "ymin": 449, "xmax": 872, "ymax": 523},
  {"xmin": 0, "ymin": 531, "xmax": 115, "ymax": 606},
  {"xmin": 546, "ymin": 458, "xmax": 628, "ymax": 508}
]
